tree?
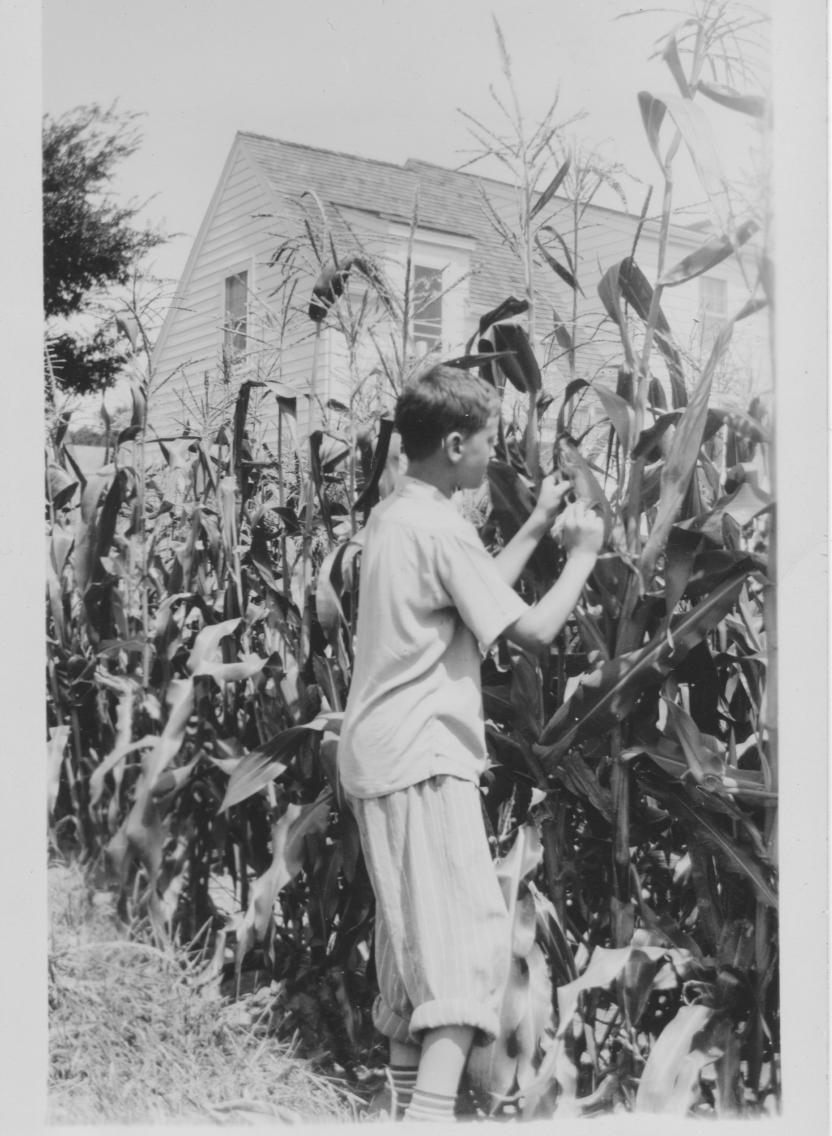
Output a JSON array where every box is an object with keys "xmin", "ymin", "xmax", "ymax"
[{"xmin": 43, "ymin": 102, "xmax": 164, "ymax": 394}]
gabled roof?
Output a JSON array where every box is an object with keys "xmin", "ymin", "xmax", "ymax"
[{"xmin": 237, "ymin": 131, "xmax": 604, "ymax": 312}]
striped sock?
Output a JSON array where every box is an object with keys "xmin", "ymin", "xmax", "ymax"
[
  {"xmin": 387, "ymin": 1065, "xmax": 419, "ymax": 1119},
  {"xmin": 404, "ymin": 1088, "xmax": 456, "ymax": 1123}
]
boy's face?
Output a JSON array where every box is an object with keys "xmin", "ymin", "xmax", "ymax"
[{"xmin": 453, "ymin": 413, "xmax": 499, "ymax": 490}]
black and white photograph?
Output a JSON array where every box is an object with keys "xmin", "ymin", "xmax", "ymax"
[{"xmin": 2, "ymin": 0, "xmax": 826, "ymax": 1129}]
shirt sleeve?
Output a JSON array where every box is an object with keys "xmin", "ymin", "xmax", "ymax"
[{"xmin": 434, "ymin": 523, "xmax": 529, "ymax": 653}]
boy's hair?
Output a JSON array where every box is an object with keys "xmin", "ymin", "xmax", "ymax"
[{"xmin": 394, "ymin": 365, "xmax": 500, "ymax": 461}]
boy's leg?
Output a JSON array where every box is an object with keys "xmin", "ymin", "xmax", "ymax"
[
  {"xmin": 387, "ymin": 1038, "xmax": 421, "ymax": 1119},
  {"xmin": 403, "ymin": 1025, "xmax": 474, "ymax": 1121},
  {"xmin": 345, "ymin": 794, "xmax": 419, "ymax": 1120},
  {"xmin": 389, "ymin": 1039, "xmax": 421, "ymax": 1067},
  {"xmin": 353, "ymin": 777, "xmax": 510, "ymax": 1119},
  {"xmin": 415, "ymin": 1026, "xmax": 473, "ymax": 1095}
]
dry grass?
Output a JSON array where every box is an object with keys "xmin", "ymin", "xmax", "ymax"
[{"xmin": 48, "ymin": 862, "xmax": 363, "ymax": 1125}]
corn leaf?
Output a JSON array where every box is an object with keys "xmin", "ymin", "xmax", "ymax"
[
  {"xmin": 665, "ymin": 526, "xmax": 704, "ymax": 615},
  {"xmin": 638, "ymin": 89, "xmax": 668, "ymax": 170},
  {"xmin": 621, "ymin": 949, "xmax": 670, "ymax": 1028},
  {"xmin": 47, "ymin": 724, "xmax": 70, "ymax": 818},
  {"xmin": 515, "ymin": 943, "xmax": 554, "ymax": 1089},
  {"xmin": 556, "ymin": 944, "xmax": 677, "ymax": 1037},
  {"xmin": 194, "ymin": 654, "xmax": 267, "ymax": 684},
  {"xmin": 553, "ymin": 437, "xmax": 614, "ymax": 543},
  {"xmin": 220, "ymin": 718, "xmax": 332, "ymax": 812},
  {"xmin": 89, "ymin": 735, "xmax": 157, "ymax": 806},
  {"xmin": 597, "ymin": 258, "xmax": 685, "ymax": 401},
  {"xmin": 648, "ymin": 376, "xmax": 668, "ymax": 410},
  {"xmin": 640, "ymin": 317, "xmax": 735, "ymax": 581},
  {"xmin": 550, "ymin": 751, "xmax": 614, "ymax": 821},
  {"xmin": 679, "ymin": 481, "xmax": 772, "ymax": 545},
  {"xmin": 530, "ymin": 157, "xmax": 571, "ymax": 219},
  {"xmin": 663, "ymin": 699, "xmax": 724, "ymax": 788},
  {"xmin": 235, "ymin": 803, "xmax": 303, "ymax": 965},
  {"xmin": 661, "ymin": 29, "xmax": 690, "ymax": 96},
  {"xmin": 537, "ymin": 568, "xmax": 749, "ymax": 756},
  {"xmin": 535, "ymin": 236, "xmax": 581, "ymax": 294},
  {"xmin": 128, "ymin": 376, "xmax": 147, "ymax": 431},
  {"xmin": 466, "ymin": 1019, "xmax": 520, "ymax": 1110},
  {"xmin": 53, "ymin": 409, "xmax": 72, "ymax": 450},
  {"xmin": 637, "ymin": 768, "xmax": 777, "ymax": 908},
  {"xmin": 93, "ymin": 469, "xmax": 133, "ymax": 578},
  {"xmin": 551, "ymin": 306, "xmax": 575, "ymax": 356},
  {"xmin": 71, "ymin": 472, "xmax": 113, "ymax": 594},
  {"xmin": 47, "ymin": 464, "xmax": 78, "ymax": 511},
  {"xmin": 556, "ymin": 379, "xmax": 590, "ymax": 436},
  {"xmin": 315, "ymin": 543, "xmax": 352, "ymax": 641},
  {"xmin": 660, "ymin": 220, "xmax": 759, "ymax": 287},
  {"xmin": 118, "ymin": 750, "xmax": 169, "ymax": 886},
  {"xmin": 629, "ymin": 735, "xmax": 773, "ymax": 801},
  {"xmin": 537, "ymin": 223, "xmax": 577, "ymax": 277},
  {"xmin": 476, "ymin": 296, "xmax": 529, "ymax": 341},
  {"xmin": 635, "ymin": 1004, "xmax": 714, "ymax": 1113},
  {"xmin": 282, "ymin": 788, "xmax": 334, "ymax": 884},
  {"xmin": 593, "ymin": 384, "xmax": 634, "ymax": 456},
  {"xmin": 491, "ymin": 322, "xmax": 541, "ymax": 394},
  {"xmin": 638, "ymin": 90, "xmax": 730, "ymax": 231},
  {"xmin": 696, "ymin": 80, "xmax": 768, "ymax": 119},
  {"xmin": 495, "ymin": 823, "xmax": 544, "ymax": 900},
  {"xmin": 487, "ymin": 460, "xmax": 535, "ymax": 538},
  {"xmin": 187, "ymin": 617, "xmax": 241, "ymax": 674},
  {"xmin": 351, "ymin": 417, "xmax": 394, "ymax": 519},
  {"xmin": 146, "ymin": 678, "xmax": 195, "ymax": 785},
  {"xmin": 442, "ymin": 350, "xmax": 516, "ymax": 371},
  {"xmin": 509, "ymin": 652, "xmax": 543, "ymax": 740},
  {"xmin": 150, "ymin": 757, "xmax": 199, "ymax": 801}
]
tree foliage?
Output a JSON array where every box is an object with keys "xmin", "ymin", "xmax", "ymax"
[{"xmin": 43, "ymin": 103, "xmax": 164, "ymax": 393}]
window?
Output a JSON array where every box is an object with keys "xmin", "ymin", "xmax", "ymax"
[
  {"xmin": 699, "ymin": 276, "xmax": 727, "ymax": 354},
  {"xmin": 411, "ymin": 265, "xmax": 443, "ymax": 355},
  {"xmin": 224, "ymin": 271, "xmax": 248, "ymax": 357}
]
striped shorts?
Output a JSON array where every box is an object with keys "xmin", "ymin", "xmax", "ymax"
[{"xmin": 347, "ymin": 775, "xmax": 510, "ymax": 1046}]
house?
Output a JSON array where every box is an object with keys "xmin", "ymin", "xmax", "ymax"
[{"xmin": 149, "ymin": 132, "xmax": 768, "ymax": 452}]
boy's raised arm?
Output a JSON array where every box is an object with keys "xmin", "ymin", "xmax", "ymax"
[
  {"xmin": 493, "ymin": 476, "xmax": 570, "ymax": 586},
  {"xmin": 503, "ymin": 501, "xmax": 603, "ymax": 651}
]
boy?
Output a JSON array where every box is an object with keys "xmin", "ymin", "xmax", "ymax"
[{"xmin": 338, "ymin": 365, "xmax": 603, "ymax": 1121}]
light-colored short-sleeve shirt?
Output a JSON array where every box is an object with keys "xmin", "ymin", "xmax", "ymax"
[{"xmin": 338, "ymin": 476, "xmax": 528, "ymax": 798}]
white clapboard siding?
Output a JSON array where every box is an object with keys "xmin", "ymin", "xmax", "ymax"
[
  {"xmin": 150, "ymin": 133, "xmax": 768, "ymax": 456},
  {"xmin": 150, "ymin": 141, "xmax": 295, "ymax": 438}
]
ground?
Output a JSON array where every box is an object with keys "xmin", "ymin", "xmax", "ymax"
[{"xmin": 47, "ymin": 861, "xmax": 365, "ymax": 1125}]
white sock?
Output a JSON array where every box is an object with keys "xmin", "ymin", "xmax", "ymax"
[
  {"xmin": 387, "ymin": 1065, "xmax": 418, "ymax": 1119},
  {"xmin": 404, "ymin": 1088, "xmax": 456, "ymax": 1122}
]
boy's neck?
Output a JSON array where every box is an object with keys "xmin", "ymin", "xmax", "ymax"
[{"xmin": 403, "ymin": 456, "xmax": 456, "ymax": 499}]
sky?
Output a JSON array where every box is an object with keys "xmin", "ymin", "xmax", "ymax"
[{"xmin": 42, "ymin": 0, "xmax": 772, "ymax": 288}]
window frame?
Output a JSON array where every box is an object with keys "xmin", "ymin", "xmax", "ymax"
[
  {"xmin": 222, "ymin": 261, "xmax": 253, "ymax": 362},
  {"xmin": 410, "ymin": 263, "xmax": 444, "ymax": 356}
]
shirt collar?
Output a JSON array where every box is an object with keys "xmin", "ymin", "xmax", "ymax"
[{"xmin": 397, "ymin": 475, "xmax": 454, "ymax": 507}]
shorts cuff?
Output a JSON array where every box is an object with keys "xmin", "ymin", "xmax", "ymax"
[
  {"xmin": 409, "ymin": 998, "xmax": 500, "ymax": 1045},
  {"xmin": 372, "ymin": 995, "xmax": 413, "ymax": 1045}
]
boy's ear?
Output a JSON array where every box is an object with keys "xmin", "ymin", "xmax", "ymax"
[{"xmin": 443, "ymin": 431, "xmax": 464, "ymax": 464}]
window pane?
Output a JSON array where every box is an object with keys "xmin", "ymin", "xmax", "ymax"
[
  {"xmin": 700, "ymin": 276, "xmax": 727, "ymax": 314},
  {"xmin": 225, "ymin": 271, "xmax": 248, "ymax": 355},
  {"xmin": 412, "ymin": 265, "xmax": 442, "ymax": 352}
]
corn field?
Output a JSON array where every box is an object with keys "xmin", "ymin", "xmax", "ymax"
[{"xmin": 45, "ymin": 6, "xmax": 778, "ymax": 1119}]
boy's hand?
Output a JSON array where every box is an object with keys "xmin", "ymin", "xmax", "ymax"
[
  {"xmin": 533, "ymin": 476, "xmax": 571, "ymax": 528},
  {"xmin": 554, "ymin": 500, "xmax": 604, "ymax": 557}
]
